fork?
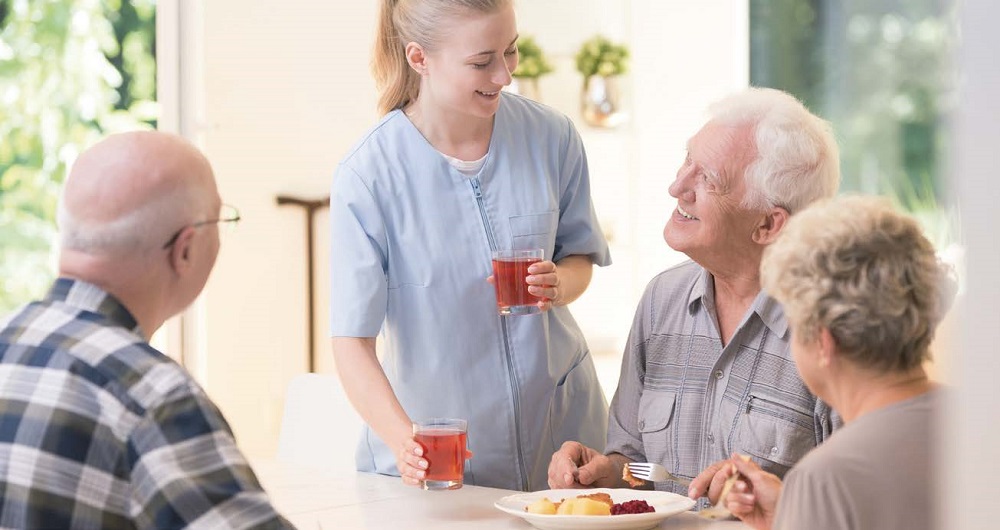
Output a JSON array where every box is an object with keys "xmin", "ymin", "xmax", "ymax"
[{"xmin": 625, "ymin": 462, "xmax": 692, "ymax": 486}]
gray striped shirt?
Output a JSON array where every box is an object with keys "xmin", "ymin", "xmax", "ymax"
[{"xmin": 607, "ymin": 261, "xmax": 838, "ymax": 507}]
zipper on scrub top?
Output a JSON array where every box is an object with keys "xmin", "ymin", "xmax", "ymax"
[{"xmin": 470, "ymin": 177, "xmax": 529, "ymax": 491}]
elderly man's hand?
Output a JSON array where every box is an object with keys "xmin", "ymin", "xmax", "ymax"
[{"xmin": 547, "ymin": 441, "xmax": 617, "ymax": 488}]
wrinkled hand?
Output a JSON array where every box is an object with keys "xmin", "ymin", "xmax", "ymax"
[
  {"xmin": 547, "ymin": 441, "xmax": 614, "ymax": 488},
  {"xmin": 527, "ymin": 260, "xmax": 559, "ymax": 311},
  {"xmin": 688, "ymin": 459, "xmax": 734, "ymax": 503},
  {"xmin": 725, "ymin": 455, "xmax": 782, "ymax": 530},
  {"xmin": 396, "ymin": 437, "xmax": 474, "ymax": 487}
]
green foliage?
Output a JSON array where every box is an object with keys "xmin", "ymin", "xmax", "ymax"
[
  {"xmin": 882, "ymin": 168, "xmax": 961, "ymax": 253},
  {"xmin": 0, "ymin": 0, "xmax": 155, "ymax": 313},
  {"xmin": 575, "ymin": 35, "xmax": 629, "ymax": 78},
  {"xmin": 512, "ymin": 36, "xmax": 553, "ymax": 79},
  {"xmin": 750, "ymin": 0, "xmax": 959, "ymax": 250}
]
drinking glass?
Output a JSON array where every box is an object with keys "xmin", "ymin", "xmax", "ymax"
[
  {"xmin": 412, "ymin": 418, "xmax": 468, "ymax": 490},
  {"xmin": 491, "ymin": 248, "xmax": 544, "ymax": 316}
]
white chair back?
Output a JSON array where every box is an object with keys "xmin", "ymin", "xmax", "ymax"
[{"xmin": 276, "ymin": 373, "xmax": 364, "ymax": 469}]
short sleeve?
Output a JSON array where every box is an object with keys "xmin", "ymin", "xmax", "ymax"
[
  {"xmin": 774, "ymin": 463, "xmax": 856, "ymax": 530},
  {"xmin": 605, "ymin": 285, "xmax": 652, "ymax": 460},
  {"xmin": 328, "ymin": 163, "xmax": 389, "ymax": 337},
  {"xmin": 552, "ymin": 116, "xmax": 611, "ymax": 266}
]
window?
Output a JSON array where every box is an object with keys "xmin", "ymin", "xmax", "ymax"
[
  {"xmin": 750, "ymin": 0, "xmax": 959, "ymax": 248},
  {"xmin": 0, "ymin": 0, "xmax": 156, "ymax": 313}
]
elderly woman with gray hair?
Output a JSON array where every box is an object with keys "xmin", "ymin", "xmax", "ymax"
[{"xmin": 714, "ymin": 195, "xmax": 955, "ymax": 530}]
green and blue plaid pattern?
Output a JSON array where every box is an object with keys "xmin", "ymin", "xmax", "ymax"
[{"xmin": 0, "ymin": 279, "xmax": 292, "ymax": 529}]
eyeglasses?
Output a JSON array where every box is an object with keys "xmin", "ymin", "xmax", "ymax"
[{"xmin": 162, "ymin": 203, "xmax": 242, "ymax": 249}]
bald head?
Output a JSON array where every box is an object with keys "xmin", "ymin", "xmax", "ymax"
[{"xmin": 58, "ymin": 131, "xmax": 218, "ymax": 255}]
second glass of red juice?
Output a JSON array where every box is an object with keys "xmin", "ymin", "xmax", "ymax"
[{"xmin": 412, "ymin": 418, "xmax": 468, "ymax": 490}]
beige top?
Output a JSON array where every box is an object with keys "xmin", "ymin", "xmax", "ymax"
[{"xmin": 774, "ymin": 390, "xmax": 939, "ymax": 530}]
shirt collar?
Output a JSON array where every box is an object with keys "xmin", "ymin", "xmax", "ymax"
[
  {"xmin": 44, "ymin": 278, "xmax": 143, "ymax": 336},
  {"xmin": 687, "ymin": 267, "xmax": 711, "ymax": 312},
  {"xmin": 687, "ymin": 267, "xmax": 789, "ymax": 339},
  {"xmin": 754, "ymin": 290, "xmax": 789, "ymax": 339}
]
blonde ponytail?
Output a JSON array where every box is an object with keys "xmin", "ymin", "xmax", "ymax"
[{"xmin": 372, "ymin": 0, "xmax": 420, "ymax": 115}]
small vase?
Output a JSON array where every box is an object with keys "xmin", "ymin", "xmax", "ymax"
[
  {"xmin": 581, "ymin": 75, "xmax": 625, "ymax": 128},
  {"xmin": 508, "ymin": 77, "xmax": 542, "ymax": 102}
]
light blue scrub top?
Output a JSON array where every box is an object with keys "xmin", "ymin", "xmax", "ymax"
[{"xmin": 329, "ymin": 93, "xmax": 611, "ymax": 491}]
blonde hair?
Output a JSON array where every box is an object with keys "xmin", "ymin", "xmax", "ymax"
[
  {"xmin": 761, "ymin": 195, "xmax": 956, "ymax": 373},
  {"xmin": 373, "ymin": 0, "xmax": 513, "ymax": 115},
  {"xmin": 708, "ymin": 87, "xmax": 840, "ymax": 214}
]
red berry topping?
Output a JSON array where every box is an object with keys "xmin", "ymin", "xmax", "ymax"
[{"xmin": 611, "ymin": 500, "xmax": 655, "ymax": 515}]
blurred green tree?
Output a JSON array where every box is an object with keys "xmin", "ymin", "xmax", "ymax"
[
  {"xmin": 0, "ymin": 0, "xmax": 155, "ymax": 312},
  {"xmin": 750, "ymin": 0, "xmax": 959, "ymax": 249}
]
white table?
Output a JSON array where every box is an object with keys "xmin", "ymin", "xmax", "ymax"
[{"xmin": 254, "ymin": 460, "xmax": 749, "ymax": 529}]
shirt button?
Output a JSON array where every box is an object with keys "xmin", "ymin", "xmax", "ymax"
[
  {"xmin": 707, "ymin": 434, "xmax": 715, "ymax": 444},
  {"xmin": 714, "ymin": 370, "xmax": 724, "ymax": 379},
  {"xmin": 638, "ymin": 419, "xmax": 645, "ymax": 430},
  {"xmin": 771, "ymin": 446, "xmax": 779, "ymax": 455}
]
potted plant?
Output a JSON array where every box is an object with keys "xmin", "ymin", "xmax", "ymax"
[
  {"xmin": 575, "ymin": 35, "xmax": 630, "ymax": 127},
  {"xmin": 510, "ymin": 36, "xmax": 553, "ymax": 101}
]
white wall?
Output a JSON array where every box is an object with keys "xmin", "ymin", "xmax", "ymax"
[
  {"xmin": 945, "ymin": 0, "xmax": 1000, "ymax": 526},
  {"xmin": 517, "ymin": 0, "xmax": 750, "ymax": 359},
  {"xmin": 629, "ymin": 0, "xmax": 749, "ymax": 285},
  {"xmin": 168, "ymin": 0, "xmax": 378, "ymax": 458},
  {"xmin": 515, "ymin": 0, "xmax": 637, "ymax": 357},
  {"xmin": 172, "ymin": 0, "xmax": 748, "ymax": 459}
]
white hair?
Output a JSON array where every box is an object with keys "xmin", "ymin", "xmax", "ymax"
[
  {"xmin": 57, "ymin": 187, "xmax": 203, "ymax": 254},
  {"xmin": 708, "ymin": 87, "xmax": 840, "ymax": 213}
]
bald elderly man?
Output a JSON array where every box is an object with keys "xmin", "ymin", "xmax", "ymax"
[{"xmin": 0, "ymin": 132, "xmax": 293, "ymax": 529}]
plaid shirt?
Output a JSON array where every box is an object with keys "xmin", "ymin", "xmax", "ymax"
[
  {"xmin": 0, "ymin": 279, "xmax": 293, "ymax": 529},
  {"xmin": 607, "ymin": 261, "xmax": 839, "ymax": 509}
]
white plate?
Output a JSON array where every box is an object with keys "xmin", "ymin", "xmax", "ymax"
[{"xmin": 494, "ymin": 488, "xmax": 696, "ymax": 530}]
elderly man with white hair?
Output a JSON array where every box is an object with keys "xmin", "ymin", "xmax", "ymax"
[
  {"xmin": 0, "ymin": 131, "xmax": 293, "ymax": 529},
  {"xmin": 548, "ymin": 87, "xmax": 842, "ymax": 509}
]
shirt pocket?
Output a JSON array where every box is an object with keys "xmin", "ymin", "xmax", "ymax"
[
  {"xmin": 547, "ymin": 349, "xmax": 607, "ymax": 454},
  {"xmin": 509, "ymin": 210, "xmax": 558, "ymax": 254},
  {"xmin": 637, "ymin": 390, "xmax": 676, "ymax": 467},
  {"xmin": 737, "ymin": 394, "xmax": 816, "ymax": 478}
]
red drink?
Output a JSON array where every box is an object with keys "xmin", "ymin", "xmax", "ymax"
[
  {"xmin": 492, "ymin": 256, "xmax": 543, "ymax": 313},
  {"xmin": 414, "ymin": 428, "xmax": 467, "ymax": 483}
]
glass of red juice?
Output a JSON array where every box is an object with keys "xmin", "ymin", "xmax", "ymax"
[
  {"xmin": 491, "ymin": 248, "xmax": 544, "ymax": 315},
  {"xmin": 412, "ymin": 418, "xmax": 468, "ymax": 490}
]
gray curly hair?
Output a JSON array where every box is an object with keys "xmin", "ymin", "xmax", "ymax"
[{"xmin": 761, "ymin": 195, "xmax": 956, "ymax": 373}]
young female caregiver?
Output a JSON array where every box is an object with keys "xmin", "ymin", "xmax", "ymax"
[{"xmin": 329, "ymin": 0, "xmax": 611, "ymax": 491}]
